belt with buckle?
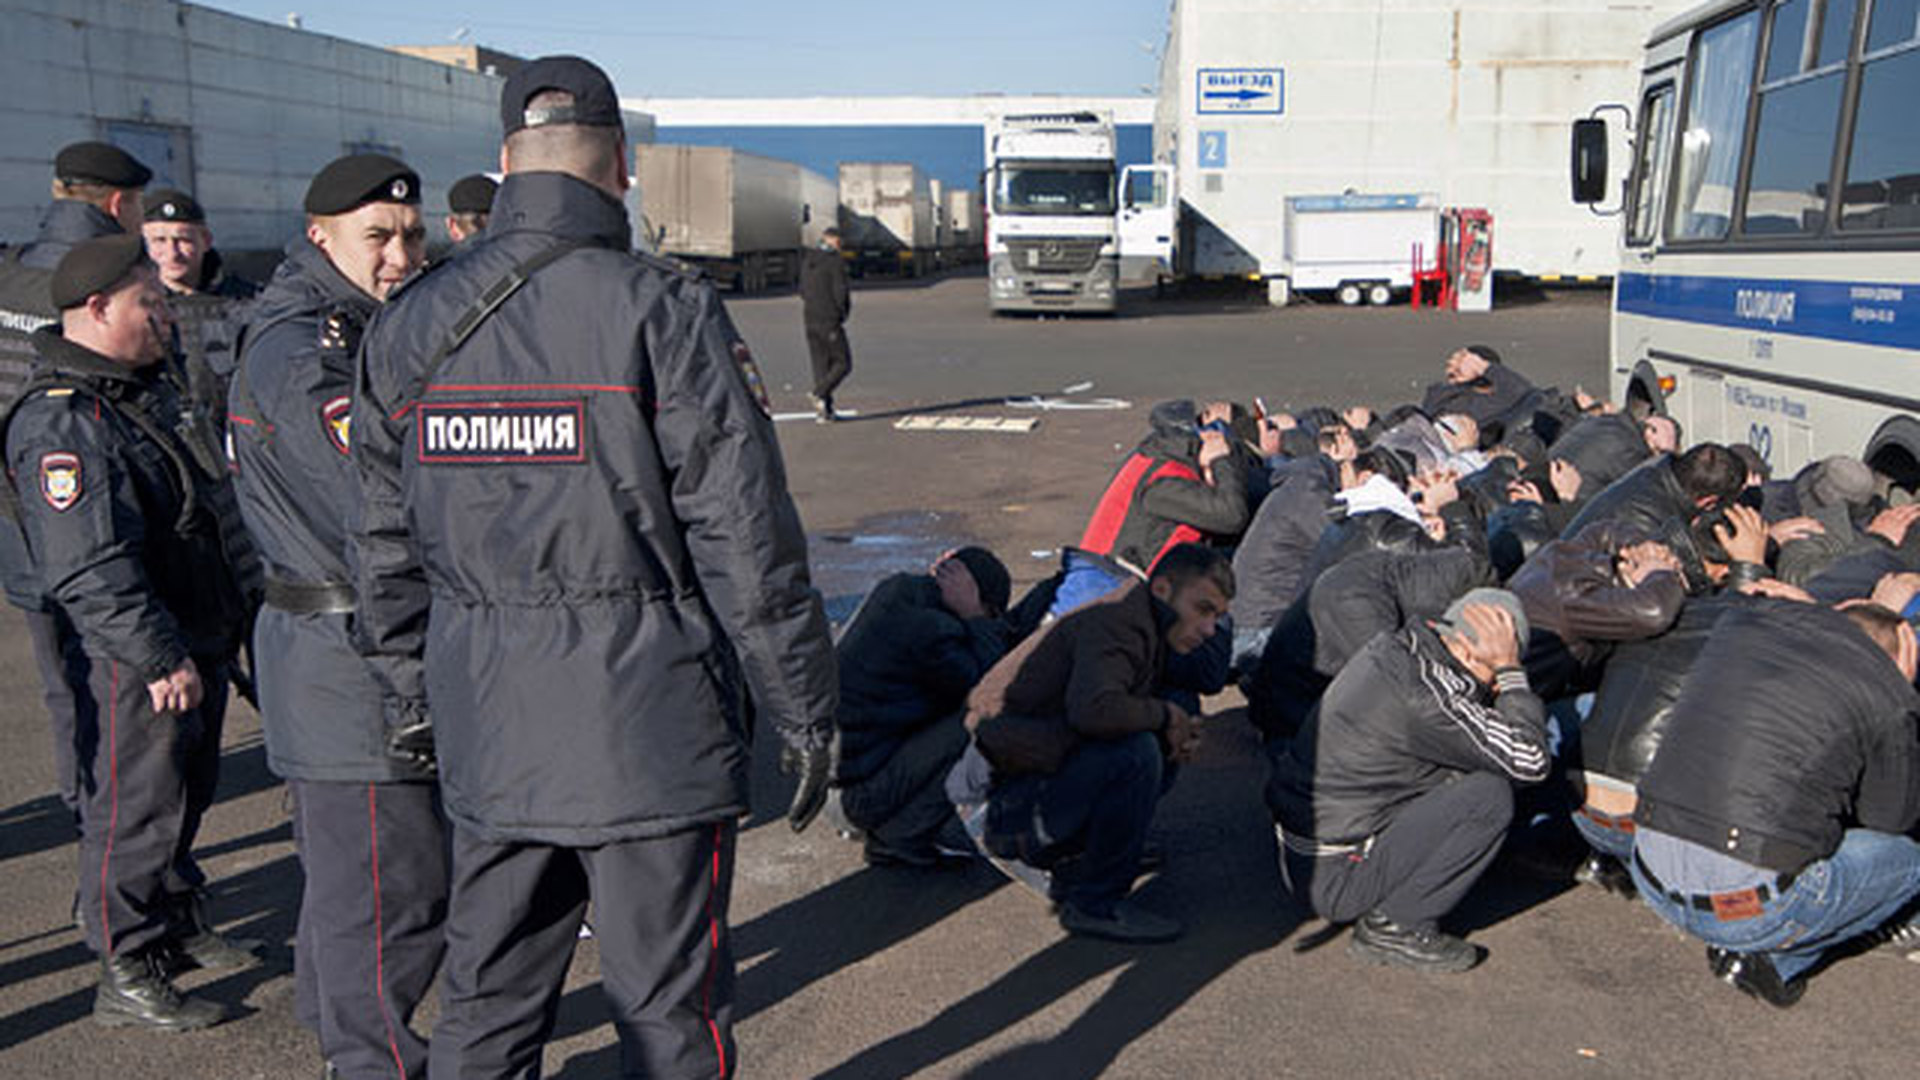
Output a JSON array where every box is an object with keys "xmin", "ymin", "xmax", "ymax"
[
  {"xmin": 1577, "ymin": 804, "xmax": 1636, "ymax": 833},
  {"xmin": 1632, "ymin": 851, "xmax": 1796, "ymax": 921}
]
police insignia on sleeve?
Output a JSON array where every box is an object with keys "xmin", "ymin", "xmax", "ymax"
[
  {"xmin": 319, "ymin": 310, "xmax": 362, "ymax": 355},
  {"xmin": 40, "ymin": 452, "xmax": 81, "ymax": 511},
  {"xmin": 731, "ymin": 341, "xmax": 772, "ymax": 418},
  {"xmin": 322, "ymin": 396, "xmax": 352, "ymax": 455}
]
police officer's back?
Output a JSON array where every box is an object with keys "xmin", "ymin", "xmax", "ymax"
[{"xmin": 350, "ymin": 56, "xmax": 837, "ymax": 1077}]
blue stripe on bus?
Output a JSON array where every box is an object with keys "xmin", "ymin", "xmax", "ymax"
[{"xmin": 1616, "ymin": 271, "xmax": 1920, "ymax": 352}]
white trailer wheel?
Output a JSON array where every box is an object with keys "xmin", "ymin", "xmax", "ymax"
[
  {"xmin": 1367, "ymin": 282, "xmax": 1393, "ymax": 306},
  {"xmin": 1336, "ymin": 282, "xmax": 1363, "ymax": 306}
]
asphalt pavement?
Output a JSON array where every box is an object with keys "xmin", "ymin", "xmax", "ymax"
[{"xmin": 2, "ymin": 273, "xmax": 1912, "ymax": 1078}]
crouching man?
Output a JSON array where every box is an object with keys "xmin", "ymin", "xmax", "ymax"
[
  {"xmin": 835, "ymin": 547, "xmax": 1013, "ymax": 866},
  {"xmin": 1631, "ymin": 597, "xmax": 1920, "ymax": 1007},
  {"xmin": 1267, "ymin": 589, "xmax": 1549, "ymax": 974},
  {"xmin": 946, "ymin": 544, "xmax": 1231, "ymax": 943}
]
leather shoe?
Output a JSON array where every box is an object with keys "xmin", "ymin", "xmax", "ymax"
[
  {"xmin": 1573, "ymin": 853, "xmax": 1637, "ymax": 899},
  {"xmin": 1059, "ymin": 899, "xmax": 1183, "ymax": 943},
  {"xmin": 94, "ymin": 950, "xmax": 224, "ymax": 1031},
  {"xmin": 1348, "ymin": 910, "xmax": 1483, "ymax": 974},
  {"xmin": 1713, "ymin": 948, "xmax": 1805, "ymax": 1008}
]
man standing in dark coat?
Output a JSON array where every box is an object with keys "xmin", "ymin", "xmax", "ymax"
[
  {"xmin": 6, "ymin": 236, "xmax": 254, "ymax": 1029},
  {"xmin": 141, "ymin": 187, "xmax": 257, "ymax": 441},
  {"xmin": 0, "ymin": 141, "xmax": 151, "ymax": 828},
  {"xmin": 799, "ymin": 225, "xmax": 852, "ymax": 422},
  {"xmin": 351, "ymin": 57, "xmax": 838, "ymax": 1078},
  {"xmin": 835, "ymin": 547, "xmax": 1012, "ymax": 866},
  {"xmin": 230, "ymin": 153, "xmax": 445, "ymax": 1079}
]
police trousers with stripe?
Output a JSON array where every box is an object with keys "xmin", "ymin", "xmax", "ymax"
[
  {"xmin": 291, "ymin": 779, "xmax": 449, "ymax": 1080},
  {"xmin": 430, "ymin": 822, "xmax": 738, "ymax": 1080},
  {"xmin": 73, "ymin": 652, "xmax": 227, "ymax": 959}
]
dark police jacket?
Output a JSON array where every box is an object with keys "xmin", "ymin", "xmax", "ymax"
[
  {"xmin": 1268, "ymin": 623, "xmax": 1549, "ymax": 843},
  {"xmin": 230, "ymin": 238, "xmax": 423, "ymax": 784},
  {"xmin": 1636, "ymin": 599, "xmax": 1920, "ymax": 874},
  {"xmin": 799, "ymin": 245, "xmax": 850, "ymax": 330},
  {"xmin": 351, "ymin": 171, "xmax": 837, "ymax": 845},
  {"xmin": 834, "ymin": 572, "xmax": 1009, "ymax": 785},
  {"xmin": 4, "ymin": 329, "xmax": 249, "ymax": 677},
  {"xmin": 168, "ymin": 250, "xmax": 257, "ymax": 442},
  {"xmin": 0, "ymin": 201, "xmax": 127, "ymax": 611}
]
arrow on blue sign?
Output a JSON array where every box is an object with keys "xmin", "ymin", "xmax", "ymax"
[{"xmin": 1203, "ymin": 88, "xmax": 1271, "ymax": 102}]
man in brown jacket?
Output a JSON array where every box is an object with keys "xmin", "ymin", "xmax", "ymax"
[{"xmin": 946, "ymin": 544, "xmax": 1231, "ymax": 942}]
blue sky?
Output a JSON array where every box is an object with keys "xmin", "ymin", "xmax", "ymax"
[{"xmin": 195, "ymin": 1, "xmax": 1172, "ymax": 97}]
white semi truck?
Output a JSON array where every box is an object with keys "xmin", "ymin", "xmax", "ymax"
[{"xmin": 983, "ymin": 111, "xmax": 1176, "ymax": 314}]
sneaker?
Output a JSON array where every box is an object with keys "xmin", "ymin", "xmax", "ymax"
[
  {"xmin": 1059, "ymin": 899, "xmax": 1184, "ymax": 944},
  {"xmin": 809, "ymin": 394, "xmax": 837, "ymax": 424},
  {"xmin": 1572, "ymin": 853, "xmax": 1637, "ymax": 899},
  {"xmin": 1347, "ymin": 910, "xmax": 1483, "ymax": 974},
  {"xmin": 1719, "ymin": 950, "xmax": 1805, "ymax": 1008},
  {"xmin": 1870, "ymin": 919, "xmax": 1920, "ymax": 960}
]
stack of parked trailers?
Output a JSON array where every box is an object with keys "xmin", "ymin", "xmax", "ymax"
[
  {"xmin": 946, "ymin": 188, "xmax": 982, "ymax": 262},
  {"xmin": 837, "ymin": 161, "xmax": 937, "ymax": 277},
  {"xmin": 636, "ymin": 144, "xmax": 838, "ymax": 292}
]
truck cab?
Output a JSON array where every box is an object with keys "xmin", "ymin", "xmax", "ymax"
[{"xmin": 985, "ymin": 111, "xmax": 1122, "ymax": 313}]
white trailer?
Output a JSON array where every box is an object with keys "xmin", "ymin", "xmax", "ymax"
[
  {"xmin": 838, "ymin": 162, "xmax": 937, "ymax": 277},
  {"xmin": 1153, "ymin": 0, "xmax": 1696, "ymax": 304},
  {"xmin": 636, "ymin": 144, "xmax": 833, "ymax": 292},
  {"xmin": 1284, "ymin": 193, "xmax": 1440, "ymax": 305}
]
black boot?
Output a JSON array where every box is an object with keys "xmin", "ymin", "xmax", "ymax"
[
  {"xmin": 94, "ymin": 949, "xmax": 224, "ymax": 1031},
  {"xmin": 161, "ymin": 892, "xmax": 261, "ymax": 974},
  {"xmin": 1348, "ymin": 910, "xmax": 1484, "ymax": 974}
]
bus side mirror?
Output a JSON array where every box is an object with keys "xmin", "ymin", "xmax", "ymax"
[{"xmin": 1571, "ymin": 119, "xmax": 1609, "ymax": 204}]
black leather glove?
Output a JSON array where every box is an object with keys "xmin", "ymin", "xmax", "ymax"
[
  {"xmin": 781, "ymin": 743, "xmax": 832, "ymax": 833},
  {"xmin": 387, "ymin": 719, "xmax": 437, "ymax": 774}
]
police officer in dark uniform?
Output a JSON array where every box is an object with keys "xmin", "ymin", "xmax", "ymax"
[
  {"xmin": 444, "ymin": 173, "xmax": 497, "ymax": 245},
  {"xmin": 350, "ymin": 57, "xmax": 837, "ymax": 1078},
  {"xmin": 142, "ymin": 187, "xmax": 258, "ymax": 440},
  {"xmin": 4, "ymin": 235, "xmax": 255, "ymax": 1030},
  {"xmin": 229, "ymin": 154, "xmax": 442, "ymax": 1078},
  {"xmin": 0, "ymin": 141, "xmax": 151, "ymax": 828}
]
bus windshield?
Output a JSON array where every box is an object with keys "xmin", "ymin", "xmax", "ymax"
[{"xmin": 994, "ymin": 163, "xmax": 1116, "ymax": 216}]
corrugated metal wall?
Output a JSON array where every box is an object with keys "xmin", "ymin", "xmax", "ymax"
[{"xmin": 0, "ymin": 0, "xmax": 504, "ymax": 252}]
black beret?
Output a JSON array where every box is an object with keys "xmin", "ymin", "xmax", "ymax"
[
  {"xmin": 143, "ymin": 187, "xmax": 206, "ymax": 224},
  {"xmin": 50, "ymin": 234, "xmax": 149, "ymax": 310},
  {"xmin": 501, "ymin": 55, "xmax": 623, "ymax": 135},
  {"xmin": 304, "ymin": 153, "xmax": 421, "ymax": 215},
  {"xmin": 54, "ymin": 141, "xmax": 152, "ymax": 189},
  {"xmin": 447, "ymin": 174, "xmax": 499, "ymax": 214}
]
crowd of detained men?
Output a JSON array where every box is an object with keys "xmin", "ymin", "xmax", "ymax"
[{"xmin": 831, "ymin": 342, "xmax": 1920, "ymax": 1006}]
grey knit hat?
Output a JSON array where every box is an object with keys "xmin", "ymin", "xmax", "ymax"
[{"xmin": 1433, "ymin": 587, "xmax": 1530, "ymax": 650}]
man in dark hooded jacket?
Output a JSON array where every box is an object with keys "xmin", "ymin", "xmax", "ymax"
[
  {"xmin": 835, "ymin": 547, "xmax": 1013, "ymax": 866},
  {"xmin": 799, "ymin": 226, "xmax": 852, "ymax": 421}
]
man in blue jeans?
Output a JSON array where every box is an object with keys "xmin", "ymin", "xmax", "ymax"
[
  {"xmin": 1632, "ymin": 595, "xmax": 1920, "ymax": 1007},
  {"xmin": 947, "ymin": 544, "xmax": 1230, "ymax": 943}
]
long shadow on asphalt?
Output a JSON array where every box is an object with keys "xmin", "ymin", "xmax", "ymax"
[{"xmin": 0, "ymin": 740, "xmax": 283, "ymax": 866}]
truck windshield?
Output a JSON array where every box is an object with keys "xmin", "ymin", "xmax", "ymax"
[{"xmin": 994, "ymin": 163, "xmax": 1116, "ymax": 216}]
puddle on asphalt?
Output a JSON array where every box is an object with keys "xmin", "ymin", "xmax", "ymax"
[{"xmin": 808, "ymin": 510, "xmax": 970, "ymax": 625}]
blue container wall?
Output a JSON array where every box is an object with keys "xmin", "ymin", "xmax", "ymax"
[{"xmin": 657, "ymin": 124, "xmax": 1153, "ymax": 192}]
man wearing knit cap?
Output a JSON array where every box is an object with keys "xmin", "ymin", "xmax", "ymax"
[
  {"xmin": 141, "ymin": 187, "xmax": 257, "ymax": 443},
  {"xmin": 0, "ymin": 139, "xmax": 153, "ymax": 887},
  {"xmin": 4, "ymin": 235, "xmax": 255, "ymax": 1030},
  {"xmin": 445, "ymin": 173, "xmax": 498, "ymax": 244},
  {"xmin": 349, "ymin": 57, "xmax": 835, "ymax": 1078},
  {"xmin": 228, "ymin": 152, "xmax": 441, "ymax": 1079},
  {"xmin": 1268, "ymin": 587, "xmax": 1549, "ymax": 974}
]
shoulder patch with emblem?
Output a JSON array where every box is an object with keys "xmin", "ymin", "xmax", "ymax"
[
  {"xmin": 731, "ymin": 341, "xmax": 772, "ymax": 418},
  {"xmin": 40, "ymin": 452, "xmax": 81, "ymax": 511},
  {"xmin": 318, "ymin": 308, "xmax": 364, "ymax": 356},
  {"xmin": 321, "ymin": 396, "xmax": 352, "ymax": 455}
]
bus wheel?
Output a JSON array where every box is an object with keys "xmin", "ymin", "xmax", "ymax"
[
  {"xmin": 1867, "ymin": 419, "xmax": 1920, "ymax": 500},
  {"xmin": 1337, "ymin": 282, "xmax": 1363, "ymax": 306}
]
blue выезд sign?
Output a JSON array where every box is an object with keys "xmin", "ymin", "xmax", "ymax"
[{"xmin": 1197, "ymin": 68, "xmax": 1283, "ymax": 115}]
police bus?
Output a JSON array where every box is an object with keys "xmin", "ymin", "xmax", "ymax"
[{"xmin": 1574, "ymin": 0, "xmax": 1920, "ymax": 488}]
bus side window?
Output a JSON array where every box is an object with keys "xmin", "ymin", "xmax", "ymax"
[
  {"xmin": 1672, "ymin": 11, "xmax": 1760, "ymax": 241},
  {"xmin": 1739, "ymin": 0, "xmax": 1854, "ymax": 236},
  {"xmin": 1842, "ymin": 3, "xmax": 1920, "ymax": 229},
  {"xmin": 1628, "ymin": 86, "xmax": 1676, "ymax": 245}
]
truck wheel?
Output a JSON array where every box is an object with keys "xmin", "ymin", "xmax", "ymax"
[
  {"xmin": 1367, "ymin": 282, "xmax": 1393, "ymax": 306},
  {"xmin": 1336, "ymin": 282, "xmax": 1363, "ymax": 306}
]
